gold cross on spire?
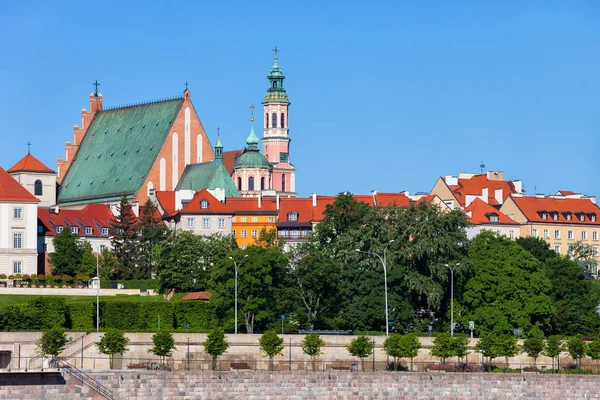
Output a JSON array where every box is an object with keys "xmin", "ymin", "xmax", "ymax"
[{"xmin": 27, "ymin": 141, "xmax": 31, "ymax": 154}]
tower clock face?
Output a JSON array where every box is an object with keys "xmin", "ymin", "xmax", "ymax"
[{"xmin": 279, "ymin": 152, "xmax": 288, "ymax": 163}]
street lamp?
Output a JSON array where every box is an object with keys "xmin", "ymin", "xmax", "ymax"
[
  {"xmin": 356, "ymin": 240, "xmax": 394, "ymax": 336},
  {"xmin": 229, "ymin": 254, "xmax": 248, "ymax": 335},
  {"xmin": 95, "ymin": 244, "xmax": 101, "ymax": 332},
  {"xmin": 444, "ymin": 262, "xmax": 460, "ymax": 336}
]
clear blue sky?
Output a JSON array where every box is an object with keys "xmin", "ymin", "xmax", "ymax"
[{"xmin": 1, "ymin": 1, "xmax": 598, "ymax": 198}]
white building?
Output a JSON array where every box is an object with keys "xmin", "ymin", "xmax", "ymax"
[{"xmin": 8, "ymin": 153, "xmax": 57, "ymax": 208}]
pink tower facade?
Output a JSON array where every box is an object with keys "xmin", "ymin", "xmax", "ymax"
[{"xmin": 261, "ymin": 50, "xmax": 296, "ymax": 197}]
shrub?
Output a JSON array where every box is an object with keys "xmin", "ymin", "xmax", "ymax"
[
  {"xmin": 8, "ymin": 275, "xmax": 14, "ymax": 280},
  {"xmin": 22, "ymin": 274, "xmax": 31, "ymax": 281},
  {"xmin": 27, "ymin": 297, "xmax": 68, "ymax": 329},
  {"xmin": 0, "ymin": 274, "xmax": 6, "ymax": 279},
  {"xmin": 173, "ymin": 301, "xmax": 215, "ymax": 332},
  {"xmin": 68, "ymin": 302, "xmax": 94, "ymax": 330},
  {"xmin": 14, "ymin": 274, "xmax": 22, "ymax": 280}
]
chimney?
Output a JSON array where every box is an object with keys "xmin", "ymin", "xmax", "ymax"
[
  {"xmin": 513, "ymin": 180, "xmax": 523, "ymax": 194},
  {"xmin": 312, "ymin": 193, "xmax": 317, "ymax": 207},
  {"xmin": 276, "ymin": 194, "xmax": 280, "ymax": 210},
  {"xmin": 258, "ymin": 194, "xmax": 262, "ymax": 209},
  {"xmin": 495, "ymin": 188, "xmax": 503, "ymax": 204},
  {"xmin": 482, "ymin": 187, "xmax": 489, "ymax": 203},
  {"xmin": 371, "ymin": 190, "xmax": 377, "ymax": 207},
  {"xmin": 90, "ymin": 92, "xmax": 103, "ymax": 113}
]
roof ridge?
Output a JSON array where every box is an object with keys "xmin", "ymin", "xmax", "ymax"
[{"xmin": 102, "ymin": 96, "xmax": 182, "ymax": 112}]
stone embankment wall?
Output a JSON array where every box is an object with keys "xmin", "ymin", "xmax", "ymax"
[{"xmin": 0, "ymin": 371, "xmax": 599, "ymax": 399}]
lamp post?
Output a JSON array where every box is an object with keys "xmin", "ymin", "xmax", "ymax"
[
  {"xmin": 95, "ymin": 244, "xmax": 101, "ymax": 332},
  {"xmin": 356, "ymin": 240, "xmax": 394, "ymax": 336},
  {"xmin": 229, "ymin": 255, "xmax": 248, "ymax": 335},
  {"xmin": 444, "ymin": 262, "xmax": 460, "ymax": 336}
]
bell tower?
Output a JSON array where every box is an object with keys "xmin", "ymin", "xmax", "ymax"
[{"xmin": 261, "ymin": 47, "xmax": 296, "ymax": 196}]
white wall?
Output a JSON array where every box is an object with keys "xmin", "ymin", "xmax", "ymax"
[
  {"xmin": 0, "ymin": 202, "xmax": 38, "ymax": 275},
  {"xmin": 10, "ymin": 172, "xmax": 56, "ymax": 207}
]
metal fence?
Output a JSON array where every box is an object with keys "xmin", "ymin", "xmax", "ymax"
[{"xmin": 5, "ymin": 355, "xmax": 600, "ymax": 375}]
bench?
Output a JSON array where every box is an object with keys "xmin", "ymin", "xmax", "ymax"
[
  {"xmin": 331, "ymin": 364, "xmax": 358, "ymax": 372},
  {"xmin": 128, "ymin": 363, "xmax": 148, "ymax": 370},
  {"xmin": 230, "ymin": 362, "xmax": 251, "ymax": 370}
]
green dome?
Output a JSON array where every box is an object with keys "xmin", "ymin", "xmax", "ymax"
[
  {"xmin": 246, "ymin": 122, "xmax": 259, "ymax": 147},
  {"xmin": 235, "ymin": 150, "xmax": 272, "ymax": 169}
]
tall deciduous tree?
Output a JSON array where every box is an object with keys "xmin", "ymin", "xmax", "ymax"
[
  {"xmin": 430, "ymin": 333, "xmax": 455, "ymax": 363},
  {"xmin": 462, "ymin": 232, "xmax": 553, "ymax": 335},
  {"xmin": 148, "ymin": 330, "xmax": 176, "ymax": 367},
  {"xmin": 37, "ymin": 327, "xmax": 68, "ymax": 359},
  {"xmin": 49, "ymin": 229, "xmax": 82, "ymax": 276},
  {"xmin": 203, "ymin": 328, "xmax": 230, "ymax": 370},
  {"xmin": 301, "ymin": 334, "xmax": 326, "ymax": 370},
  {"xmin": 137, "ymin": 199, "xmax": 167, "ymax": 279},
  {"xmin": 346, "ymin": 335, "xmax": 375, "ymax": 371},
  {"xmin": 110, "ymin": 196, "xmax": 139, "ymax": 279},
  {"xmin": 543, "ymin": 336, "xmax": 563, "ymax": 371},
  {"xmin": 259, "ymin": 330, "xmax": 284, "ymax": 371},
  {"xmin": 97, "ymin": 329, "xmax": 129, "ymax": 369},
  {"xmin": 495, "ymin": 335, "xmax": 520, "ymax": 369}
]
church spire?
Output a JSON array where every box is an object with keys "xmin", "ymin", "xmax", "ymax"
[
  {"xmin": 246, "ymin": 105, "xmax": 259, "ymax": 150},
  {"xmin": 214, "ymin": 128, "xmax": 223, "ymax": 160},
  {"xmin": 263, "ymin": 46, "xmax": 288, "ymax": 105}
]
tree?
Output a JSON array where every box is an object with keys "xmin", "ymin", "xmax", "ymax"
[
  {"xmin": 346, "ymin": 335, "xmax": 375, "ymax": 371},
  {"xmin": 383, "ymin": 335, "xmax": 403, "ymax": 370},
  {"xmin": 78, "ymin": 241, "xmax": 97, "ymax": 277},
  {"xmin": 137, "ymin": 199, "xmax": 167, "ymax": 279},
  {"xmin": 476, "ymin": 334, "xmax": 499, "ymax": 369},
  {"xmin": 49, "ymin": 229, "xmax": 82, "ymax": 276},
  {"xmin": 202, "ymin": 328, "xmax": 230, "ymax": 370},
  {"xmin": 585, "ymin": 339, "xmax": 600, "ymax": 369},
  {"xmin": 495, "ymin": 335, "xmax": 520, "ymax": 369},
  {"xmin": 398, "ymin": 334, "xmax": 421, "ymax": 371},
  {"xmin": 462, "ymin": 232, "xmax": 553, "ymax": 335},
  {"xmin": 430, "ymin": 333, "xmax": 455, "ymax": 363},
  {"xmin": 516, "ymin": 236, "xmax": 557, "ymax": 263},
  {"xmin": 452, "ymin": 336, "xmax": 470, "ymax": 363},
  {"xmin": 148, "ymin": 330, "xmax": 176, "ymax": 367},
  {"xmin": 37, "ymin": 327, "xmax": 68, "ymax": 360},
  {"xmin": 566, "ymin": 336, "xmax": 586, "ymax": 370},
  {"xmin": 98, "ymin": 248, "xmax": 118, "ymax": 281},
  {"xmin": 97, "ymin": 329, "xmax": 129, "ymax": 369},
  {"xmin": 255, "ymin": 227, "xmax": 279, "ymax": 248},
  {"xmin": 259, "ymin": 330, "xmax": 284, "ymax": 371},
  {"xmin": 288, "ymin": 241, "xmax": 342, "ymax": 330},
  {"xmin": 110, "ymin": 195, "xmax": 139, "ymax": 280},
  {"xmin": 522, "ymin": 337, "xmax": 545, "ymax": 367},
  {"xmin": 543, "ymin": 336, "xmax": 563, "ymax": 371},
  {"xmin": 301, "ymin": 334, "xmax": 326, "ymax": 370}
]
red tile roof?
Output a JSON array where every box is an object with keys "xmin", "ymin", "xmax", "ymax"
[
  {"xmin": 181, "ymin": 291, "xmax": 211, "ymax": 301},
  {"xmin": 0, "ymin": 167, "xmax": 40, "ymax": 203},
  {"xmin": 510, "ymin": 196, "xmax": 600, "ymax": 225},
  {"xmin": 38, "ymin": 204, "xmax": 116, "ymax": 236},
  {"xmin": 445, "ymin": 174, "xmax": 517, "ymax": 206},
  {"xmin": 225, "ymin": 197, "xmax": 278, "ymax": 213},
  {"xmin": 180, "ymin": 189, "xmax": 233, "ymax": 214},
  {"xmin": 465, "ymin": 198, "xmax": 519, "ymax": 225},
  {"xmin": 279, "ymin": 198, "xmax": 315, "ymax": 223},
  {"xmin": 557, "ymin": 190, "xmax": 576, "ymax": 196},
  {"xmin": 155, "ymin": 191, "xmax": 177, "ymax": 217},
  {"xmin": 222, "ymin": 150, "xmax": 243, "ymax": 175},
  {"xmin": 8, "ymin": 153, "xmax": 55, "ymax": 173}
]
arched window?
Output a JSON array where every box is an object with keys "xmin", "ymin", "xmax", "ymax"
[
  {"xmin": 272, "ymin": 81, "xmax": 277, "ymax": 89},
  {"xmin": 34, "ymin": 180, "xmax": 43, "ymax": 196},
  {"xmin": 281, "ymin": 113, "xmax": 285, "ymax": 128},
  {"xmin": 260, "ymin": 177, "xmax": 265, "ymax": 190},
  {"xmin": 265, "ymin": 113, "xmax": 269, "ymax": 128},
  {"xmin": 282, "ymin": 174, "xmax": 286, "ymax": 192},
  {"xmin": 272, "ymin": 113, "xmax": 277, "ymax": 128},
  {"xmin": 248, "ymin": 176, "xmax": 254, "ymax": 191},
  {"xmin": 237, "ymin": 177, "xmax": 242, "ymax": 190}
]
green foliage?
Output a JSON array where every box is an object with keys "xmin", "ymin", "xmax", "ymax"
[
  {"xmin": 259, "ymin": 330, "xmax": 284, "ymax": 370},
  {"xmin": 98, "ymin": 248, "xmax": 118, "ymax": 281},
  {"xmin": 566, "ymin": 336, "xmax": 586, "ymax": 365},
  {"xmin": 0, "ymin": 305, "xmax": 45, "ymax": 331},
  {"xmin": 301, "ymin": 334, "xmax": 326, "ymax": 369},
  {"xmin": 101, "ymin": 302, "xmax": 142, "ymax": 330},
  {"xmin": 452, "ymin": 336, "xmax": 470, "ymax": 361},
  {"xmin": 384, "ymin": 334, "xmax": 421, "ymax": 370},
  {"xmin": 49, "ymin": 229, "xmax": 87, "ymax": 276},
  {"xmin": 543, "ymin": 335, "xmax": 564, "ymax": 370},
  {"xmin": 68, "ymin": 302, "xmax": 94, "ymax": 330},
  {"xmin": 585, "ymin": 339, "xmax": 600, "ymax": 361},
  {"xmin": 110, "ymin": 195, "xmax": 140, "ymax": 280},
  {"xmin": 173, "ymin": 301, "xmax": 215, "ymax": 332},
  {"xmin": 462, "ymin": 232, "xmax": 553, "ymax": 335},
  {"xmin": 496, "ymin": 335, "xmax": 521, "ymax": 365},
  {"xmin": 27, "ymin": 296, "xmax": 67, "ymax": 329},
  {"xmin": 522, "ymin": 337, "xmax": 545, "ymax": 366},
  {"xmin": 148, "ymin": 330, "xmax": 176, "ymax": 365},
  {"xmin": 346, "ymin": 335, "xmax": 375, "ymax": 370},
  {"xmin": 137, "ymin": 199, "xmax": 168, "ymax": 279},
  {"xmin": 97, "ymin": 329, "xmax": 129, "ymax": 369},
  {"xmin": 202, "ymin": 328, "xmax": 230, "ymax": 370},
  {"xmin": 430, "ymin": 332, "xmax": 455, "ymax": 362},
  {"xmin": 516, "ymin": 236, "xmax": 558, "ymax": 263},
  {"xmin": 476, "ymin": 334, "xmax": 499, "ymax": 363},
  {"xmin": 37, "ymin": 327, "xmax": 68, "ymax": 357}
]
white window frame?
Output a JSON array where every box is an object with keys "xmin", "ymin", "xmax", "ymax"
[
  {"xmin": 592, "ymin": 215, "xmax": 597, "ymax": 222},
  {"xmin": 187, "ymin": 218, "xmax": 195, "ymax": 228},
  {"xmin": 543, "ymin": 229, "xmax": 549, "ymax": 239},
  {"xmin": 241, "ymin": 217, "xmax": 247, "ymax": 222},
  {"xmin": 201, "ymin": 199, "xmax": 208, "ymax": 209},
  {"xmin": 568, "ymin": 230, "xmax": 574, "ymax": 240},
  {"xmin": 580, "ymin": 214, "xmax": 585, "ymax": 222},
  {"xmin": 288, "ymin": 212, "xmax": 298, "ymax": 221},
  {"xmin": 56, "ymin": 226, "xmax": 63, "ymax": 233},
  {"xmin": 554, "ymin": 245, "xmax": 560, "ymax": 254},
  {"xmin": 268, "ymin": 217, "xmax": 275, "ymax": 222},
  {"xmin": 251, "ymin": 229, "xmax": 258, "ymax": 238},
  {"xmin": 218, "ymin": 218, "xmax": 225, "ymax": 229},
  {"xmin": 101, "ymin": 227, "xmax": 109, "ymax": 236},
  {"xmin": 202, "ymin": 218, "xmax": 209, "ymax": 229},
  {"xmin": 232, "ymin": 230, "xmax": 236, "ymax": 237},
  {"xmin": 241, "ymin": 230, "xmax": 247, "ymax": 238},
  {"xmin": 252, "ymin": 217, "xmax": 257, "ymax": 222},
  {"xmin": 582, "ymin": 231, "xmax": 588, "ymax": 240},
  {"xmin": 13, "ymin": 208, "xmax": 22, "ymax": 219},
  {"xmin": 593, "ymin": 246, "xmax": 599, "ymax": 257},
  {"xmin": 532, "ymin": 229, "xmax": 538, "ymax": 238},
  {"xmin": 100, "ymin": 244, "xmax": 107, "ymax": 253},
  {"xmin": 566, "ymin": 213, "xmax": 572, "ymax": 221},
  {"xmin": 85, "ymin": 227, "xmax": 93, "ymax": 236},
  {"xmin": 541, "ymin": 212, "xmax": 547, "ymax": 220},
  {"xmin": 509, "ymin": 230, "xmax": 514, "ymax": 239},
  {"xmin": 593, "ymin": 231, "xmax": 598, "ymax": 241},
  {"xmin": 490, "ymin": 215, "xmax": 499, "ymax": 223},
  {"xmin": 13, "ymin": 233, "xmax": 22, "ymax": 249},
  {"xmin": 13, "ymin": 261, "xmax": 22, "ymax": 274},
  {"xmin": 554, "ymin": 230, "xmax": 560, "ymax": 239},
  {"xmin": 71, "ymin": 227, "xmax": 78, "ymax": 234},
  {"xmin": 552, "ymin": 213, "xmax": 558, "ymax": 221}
]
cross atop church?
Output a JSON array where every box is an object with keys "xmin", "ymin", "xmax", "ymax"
[
  {"xmin": 185, "ymin": 81, "xmax": 189, "ymax": 90},
  {"xmin": 272, "ymin": 46, "xmax": 279, "ymax": 62},
  {"xmin": 217, "ymin": 127, "xmax": 220, "ymax": 138},
  {"xmin": 93, "ymin": 80, "xmax": 100, "ymax": 96},
  {"xmin": 27, "ymin": 141, "xmax": 31, "ymax": 155},
  {"xmin": 250, "ymin": 104, "xmax": 255, "ymax": 121}
]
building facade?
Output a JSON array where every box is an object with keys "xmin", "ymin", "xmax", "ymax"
[{"xmin": 8, "ymin": 153, "xmax": 57, "ymax": 208}]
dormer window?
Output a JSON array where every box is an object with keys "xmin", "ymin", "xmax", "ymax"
[
  {"xmin": 579, "ymin": 214, "xmax": 585, "ymax": 222},
  {"xmin": 201, "ymin": 199, "xmax": 208, "ymax": 209},
  {"xmin": 566, "ymin": 213, "xmax": 572, "ymax": 221},
  {"xmin": 592, "ymin": 215, "xmax": 597, "ymax": 222},
  {"xmin": 541, "ymin": 212, "xmax": 547, "ymax": 220},
  {"xmin": 490, "ymin": 215, "xmax": 499, "ymax": 223},
  {"xmin": 101, "ymin": 227, "xmax": 109, "ymax": 236},
  {"xmin": 71, "ymin": 227, "xmax": 79, "ymax": 234},
  {"xmin": 552, "ymin": 212, "xmax": 558, "ymax": 221},
  {"xmin": 85, "ymin": 227, "xmax": 93, "ymax": 236},
  {"xmin": 56, "ymin": 226, "xmax": 63, "ymax": 233},
  {"xmin": 288, "ymin": 212, "xmax": 298, "ymax": 221}
]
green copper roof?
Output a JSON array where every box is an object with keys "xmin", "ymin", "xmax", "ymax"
[
  {"xmin": 246, "ymin": 121, "xmax": 259, "ymax": 148},
  {"xmin": 176, "ymin": 160, "xmax": 240, "ymax": 197},
  {"xmin": 262, "ymin": 61, "xmax": 289, "ymax": 105},
  {"xmin": 58, "ymin": 98, "xmax": 184, "ymax": 205},
  {"xmin": 234, "ymin": 149, "xmax": 272, "ymax": 170}
]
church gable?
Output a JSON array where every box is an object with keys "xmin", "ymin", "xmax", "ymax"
[{"xmin": 57, "ymin": 97, "xmax": 184, "ymax": 205}]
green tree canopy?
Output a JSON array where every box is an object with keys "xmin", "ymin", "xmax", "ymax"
[
  {"xmin": 430, "ymin": 333, "xmax": 455, "ymax": 363},
  {"xmin": 259, "ymin": 330, "xmax": 284, "ymax": 370},
  {"xmin": 37, "ymin": 327, "xmax": 68, "ymax": 358},
  {"xmin": 346, "ymin": 335, "xmax": 375, "ymax": 370},
  {"xmin": 137, "ymin": 199, "xmax": 167, "ymax": 279},
  {"xmin": 203, "ymin": 328, "xmax": 230, "ymax": 370},
  {"xmin": 543, "ymin": 336, "xmax": 563, "ymax": 371},
  {"xmin": 110, "ymin": 195, "xmax": 139, "ymax": 280},
  {"xmin": 301, "ymin": 334, "xmax": 326, "ymax": 369},
  {"xmin": 523, "ymin": 336, "xmax": 545, "ymax": 366},
  {"xmin": 148, "ymin": 330, "xmax": 176, "ymax": 366},
  {"xmin": 97, "ymin": 329, "xmax": 129, "ymax": 369},
  {"xmin": 49, "ymin": 229, "xmax": 83, "ymax": 276}
]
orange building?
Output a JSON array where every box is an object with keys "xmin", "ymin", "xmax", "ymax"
[{"xmin": 226, "ymin": 197, "xmax": 278, "ymax": 248}]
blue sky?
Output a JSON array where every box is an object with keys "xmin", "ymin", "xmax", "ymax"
[{"xmin": 1, "ymin": 1, "xmax": 598, "ymax": 198}]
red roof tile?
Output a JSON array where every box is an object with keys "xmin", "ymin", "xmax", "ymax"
[
  {"xmin": 38, "ymin": 204, "xmax": 116, "ymax": 236},
  {"xmin": 465, "ymin": 198, "xmax": 519, "ymax": 225},
  {"xmin": 8, "ymin": 153, "xmax": 55, "ymax": 173},
  {"xmin": 445, "ymin": 174, "xmax": 517, "ymax": 206},
  {"xmin": 180, "ymin": 189, "xmax": 233, "ymax": 214},
  {"xmin": 0, "ymin": 167, "xmax": 40, "ymax": 203},
  {"xmin": 181, "ymin": 291, "xmax": 211, "ymax": 301},
  {"xmin": 557, "ymin": 190, "xmax": 576, "ymax": 196},
  {"xmin": 222, "ymin": 150, "xmax": 243, "ymax": 175},
  {"xmin": 225, "ymin": 197, "xmax": 278, "ymax": 213},
  {"xmin": 155, "ymin": 191, "xmax": 177, "ymax": 217},
  {"xmin": 511, "ymin": 196, "xmax": 600, "ymax": 225},
  {"xmin": 279, "ymin": 198, "xmax": 315, "ymax": 223}
]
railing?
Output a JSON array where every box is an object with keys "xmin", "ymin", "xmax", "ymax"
[
  {"xmin": 28, "ymin": 333, "xmax": 89, "ymax": 370},
  {"xmin": 57, "ymin": 358, "xmax": 114, "ymax": 400}
]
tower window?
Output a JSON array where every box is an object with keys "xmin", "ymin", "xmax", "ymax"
[
  {"xmin": 261, "ymin": 177, "xmax": 265, "ymax": 190},
  {"xmin": 272, "ymin": 81, "xmax": 277, "ymax": 89},
  {"xmin": 248, "ymin": 176, "xmax": 255, "ymax": 191},
  {"xmin": 281, "ymin": 113, "xmax": 285, "ymax": 128},
  {"xmin": 237, "ymin": 177, "xmax": 242, "ymax": 190},
  {"xmin": 34, "ymin": 179, "xmax": 43, "ymax": 196},
  {"xmin": 272, "ymin": 113, "xmax": 277, "ymax": 128},
  {"xmin": 265, "ymin": 113, "xmax": 269, "ymax": 128},
  {"xmin": 282, "ymin": 174, "xmax": 286, "ymax": 192}
]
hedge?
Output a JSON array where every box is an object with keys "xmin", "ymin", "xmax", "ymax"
[
  {"xmin": 173, "ymin": 301, "xmax": 215, "ymax": 332},
  {"xmin": 27, "ymin": 296, "xmax": 67, "ymax": 329},
  {"xmin": 67, "ymin": 302, "xmax": 94, "ymax": 331},
  {"xmin": 100, "ymin": 279, "xmax": 160, "ymax": 291}
]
